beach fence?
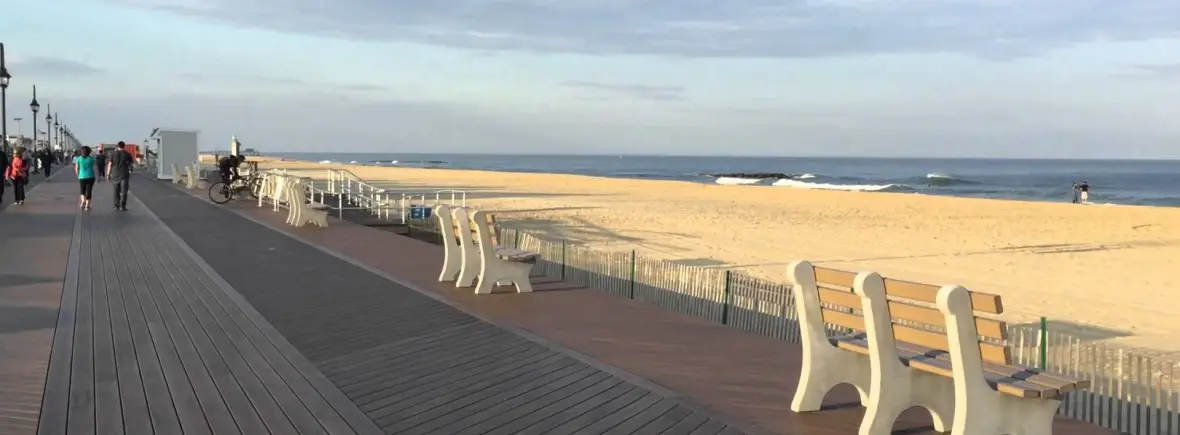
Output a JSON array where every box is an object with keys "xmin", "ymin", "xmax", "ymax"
[{"xmin": 399, "ymin": 220, "xmax": 1179, "ymax": 435}]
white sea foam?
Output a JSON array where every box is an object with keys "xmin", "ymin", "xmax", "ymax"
[
  {"xmin": 772, "ymin": 178, "xmax": 895, "ymax": 191},
  {"xmin": 797, "ymin": 173, "xmax": 817, "ymax": 179},
  {"xmin": 714, "ymin": 177, "xmax": 764, "ymax": 185}
]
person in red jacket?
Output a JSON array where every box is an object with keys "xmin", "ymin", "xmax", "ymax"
[{"xmin": 5, "ymin": 147, "xmax": 28, "ymax": 205}]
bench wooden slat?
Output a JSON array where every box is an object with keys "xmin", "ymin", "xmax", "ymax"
[
  {"xmin": 814, "ymin": 267, "xmax": 856, "ymax": 289},
  {"xmin": 885, "ymin": 301, "xmax": 1008, "ymax": 341},
  {"xmin": 817, "ymin": 287, "xmax": 861, "ymax": 310},
  {"xmin": 819, "ymin": 308, "xmax": 1011, "ymax": 366},
  {"xmin": 884, "ymin": 278, "xmax": 1003, "ymax": 314},
  {"xmin": 832, "ymin": 337, "xmax": 1061, "ymax": 399},
  {"xmin": 892, "ymin": 341, "xmax": 1090, "ymax": 391}
]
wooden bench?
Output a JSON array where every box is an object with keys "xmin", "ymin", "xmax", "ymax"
[
  {"xmin": 788, "ymin": 260, "xmax": 1089, "ymax": 435},
  {"xmin": 436, "ymin": 205, "xmax": 539, "ymax": 294}
]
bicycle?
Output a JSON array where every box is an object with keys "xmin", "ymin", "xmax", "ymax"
[{"xmin": 208, "ymin": 172, "xmax": 262, "ymax": 204}]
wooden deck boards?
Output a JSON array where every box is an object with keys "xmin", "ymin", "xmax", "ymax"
[
  {"xmin": 0, "ymin": 172, "xmax": 76, "ymax": 435},
  {"xmin": 35, "ymin": 181, "xmax": 378, "ymax": 435},
  {"xmin": 199, "ymin": 180, "xmax": 1119, "ymax": 435},
  {"xmin": 134, "ymin": 177, "xmax": 753, "ymax": 434}
]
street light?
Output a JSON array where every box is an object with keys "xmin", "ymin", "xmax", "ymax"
[
  {"xmin": 29, "ymin": 85, "xmax": 38, "ymax": 152},
  {"xmin": 54, "ymin": 113, "xmax": 59, "ymax": 150},
  {"xmin": 45, "ymin": 104, "xmax": 52, "ymax": 152},
  {"xmin": 0, "ymin": 42, "xmax": 8, "ymax": 152}
]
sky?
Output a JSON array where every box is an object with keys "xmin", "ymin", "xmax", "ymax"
[{"xmin": 1, "ymin": 0, "xmax": 1179, "ymax": 158}]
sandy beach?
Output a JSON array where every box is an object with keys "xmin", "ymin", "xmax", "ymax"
[{"xmin": 243, "ymin": 156, "xmax": 1180, "ymax": 354}]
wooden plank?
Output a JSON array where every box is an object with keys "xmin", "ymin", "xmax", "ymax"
[
  {"xmin": 495, "ymin": 382, "xmax": 637, "ymax": 435},
  {"xmin": 659, "ymin": 411, "xmax": 711, "ymax": 434},
  {"xmin": 884, "ymin": 278, "xmax": 1003, "ymax": 314},
  {"xmin": 330, "ymin": 327, "xmax": 517, "ymax": 390},
  {"xmin": 687, "ymin": 419, "xmax": 728, "ymax": 435},
  {"xmin": 97, "ymin": 210, "xmax": 153, "ymax": 434},
  {"xmin": 470, "ymin": 373, "xmax": 623, "ymax": 435},
  {"xmin": 379, "ymin": 364, "xmax": 604, "ymax": 433},
  {"xmin": 148, "ymin": 229, "xmax": 364, "ymax": 435},
  {"xmin": 570, "ymin": 392, "xmax": 663, "ymax": 434},
  {"xmin": 365, "ymin": 351, "xmax": 569, "ymax": 419},
  {"xmin": 91, "ymin": 212, "xmax": 125, "ymax": 434},
  {"xmin": 603, "ymin": 397, "xmax": 680, "ymax": 433},
  {"xmin": 139, "ymin": 230, "xmax": 309, "ymax": 435},
  {"xmin": 35, "ymin": 207, "xmax": 81, "ymax": 435},
  {"xmin": 65, "ymin": 216, "xmax": 97, "ymax": 435},
  {"xmin": 136, "ymin": 225, "xmax": 273, "ymax": 434},
  {"xmin": 131, "ymin": 226, "xmax": 244, "ymax": 435},
  {"xmin": 129, "ymin": 195, "xmax": 382, "ymax": 435},
  {"xmin": 105, "ymin": 214, "xmax": 184, "ymax": 434},
  {"xmin": 632, "ymin": 404, "xmax": 696, "ymax": 434},
  {"xmin": 813, "ymin": 266, "xmax": 856, "ymax": 289},
  {"xmin": 117, "ymin": 223, "xmax": 212, "ymax": 435},
  {"xmin": 349, "ymin": 343, "xmax": 549, "ymax": 408}
]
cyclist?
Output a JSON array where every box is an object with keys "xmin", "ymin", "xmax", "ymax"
[{"xmin": 217, "ymin": 154, "xmax": 246, "ymax": 184}]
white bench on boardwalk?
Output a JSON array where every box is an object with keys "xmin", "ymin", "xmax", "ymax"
[
  {"xmin": 170, "ymin": 164, "xmax": 185, "ymax": 185},
  {"xmin": 282, "ymin": 177, "xmax": 329, "ymax": 228},
  {"xmin": 436, "ymin": 205, "xmax": 539, "ymax": 294},
  {"xmin": 787, "ymin": 260, "xmax": 1090, "ymax": 435},
  {"xmin": 184, "ymin": 166, "xmax": 198, "ymax": 189}
]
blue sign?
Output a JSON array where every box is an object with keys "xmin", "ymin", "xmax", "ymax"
[{"xmin": 409, "ymin": 207, "xmax": 433, "ymax": 220}]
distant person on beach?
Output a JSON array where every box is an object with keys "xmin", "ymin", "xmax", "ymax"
[
  {"xmin": 1077, "ymin": 181, "xmax": 1090, "ymax": 204},
  {"xmin": 74, "ymin": 146, "xmax": 96, "ymax": 210}
]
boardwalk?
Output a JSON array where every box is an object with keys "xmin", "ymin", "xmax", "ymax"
[
  {"xmin": 146, "ymin": 177, "xmax": 1116, "ymax": 435},
  {"xmin": 133, "ymin": 177, "xmax": 752, "ymax": 434},
  {"xmin": 0, "ymin": 171, "xmax": 1120, "ymax": 434}
]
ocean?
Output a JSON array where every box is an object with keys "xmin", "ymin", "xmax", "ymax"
[{"xmin": 271, "ymin": 153, "xmax": 1180, "ymax": 207}]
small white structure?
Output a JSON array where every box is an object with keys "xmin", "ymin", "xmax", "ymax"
[
  {"xmin": 469, "ymin": 209, "xmax": 538, "ymax": 294},
  {"xmin": 151, "ymin": 128, "xmax": 199, "ymax": 181}
]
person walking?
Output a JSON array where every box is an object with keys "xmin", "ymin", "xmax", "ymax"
[
  {"xmin": 94, "ymin": 146, "xmax": 107, "ymax": 181},
  {"xmin": 106, "ymin": 141, "xmax": 134, "ymax": 211},
  {"xmin": 74, "ymin": 146, "xmax": 97, "ymax": 210},
  {"xmin": 5, "ymin": 147, "xmax": 28, "ymax": 205},
  {"xmin": 39, "ymin": 149, "xmax": 53, "ymax": 178}
]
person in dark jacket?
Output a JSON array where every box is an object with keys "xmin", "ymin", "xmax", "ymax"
[
  {"xmin": 0, "ymin": 150, "xmax": 8, "ymax": 204},
  {"xmin": 38, "ymin": 149, "xmax": 53, "ymax": 178}
]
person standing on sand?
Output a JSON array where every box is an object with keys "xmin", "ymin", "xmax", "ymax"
[{"xmin": 1078, "ymin": 181, "xmax": 1090, "ymax": 204}]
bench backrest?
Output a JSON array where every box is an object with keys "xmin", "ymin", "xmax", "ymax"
[
  {"xmin": 805, "ymin": 265, "xmax": 1011, "ymax": 366},
  {"xmin": 448, "ymin": 207, "xmax": 499, "ymax": 246}
]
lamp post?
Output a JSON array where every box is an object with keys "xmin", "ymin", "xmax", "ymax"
[
  {"xmin": 0, "ymin": 42, "xmax": 8, "ymax": 153},
  {"xmin": 45, "ymin": 104, "xmax": 52, "ymax": 152},
  {"xmin": 29, "ymin": 86, "xmax": 38, "ymax": 153},
  {"xmin": 54, "ymin": 114, "xmax": 59, "ymax": 151}
]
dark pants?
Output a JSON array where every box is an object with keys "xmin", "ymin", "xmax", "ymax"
[
  {"xmin": 12, "ymin": 177, "xmax": 26, "ymax": 202},
  {"xmin": 43, "ymin": 165, "xmax": 51, "ymax": 178},
  {"xmin": 0, "ymin": 177, "xmax": 5, "ymax": 202},
  {"xmin": 112, "ymin": 177, "xmax": 130, "ymax": 208},
  {"xmin": 79, "ymin": 178, "xmax": 96, "ymax": 200}
]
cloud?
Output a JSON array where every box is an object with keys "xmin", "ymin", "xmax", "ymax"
[
  {"xmin": 174, "ymin": 72, "xmax": 387, "ymax": 92},
  {"xmin": 562, "ymin": 81, "xmax": 685, "ymax": 101},
  {"xmin": 111, "ymin": 0, "xmax": 1180, "ymax": 59},
  {"xmin": 7, "ymin": 56, "xmax": 103, "ymax": 76},
  {"xmin": 1134, "ymin": 63, "xmax": 1180, "ymax": 77}
]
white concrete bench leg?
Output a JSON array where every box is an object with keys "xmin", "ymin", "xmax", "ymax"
[
  {"xmin": 453, "ymin": 208, "xmax": 482, "ymax": 288},
  {"xmin": 938, "ymin": 286, "xmax": 1061, "ymax": 435},
  {"xmin": 184, "ymin": 166, "xmax": 197, "ymax": 189},
  {"xmin": 471, "ymin": 210, "xmax": 534, "ymax": 294},
  {"xmin": 855, "ymin": 272, "xmax": 953, "ymax": 435},
  {"xmin": 171, "ymin": 164, "xmax": 183, "ymax": 184},
  {"xmin": 436, "ymin": 205, "xmax": 462, "ymax": 282},
  {"xmin": 787, "ymin": 260, "xmax": 871, "ymax": 413},
  {"xmin": 273, "ymin": 176, "xmax": 287, "ymax": 212}
]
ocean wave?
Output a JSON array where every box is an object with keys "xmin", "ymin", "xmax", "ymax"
[
  {"xmin": 772, "ymin": 179, "xmax": 896, "ymax": 191},
  {"xmin": 798, "ymin": 173, "xmax": 817, "ymax": 179},
  {"xmin": 715, "ymin": 177, "xmax": 765, "ymax": 185},
  {"xmin": 317, "ymin": 160, "xmax": 335, "ymax": 164},
  {"xmin": 922, "ymin": 172, "xmax": 974, "ymax": 187}
]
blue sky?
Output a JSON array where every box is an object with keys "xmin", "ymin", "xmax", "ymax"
[{"xmin": 1, "ymin": 0, "xmax": 1179, "ymax": 158}]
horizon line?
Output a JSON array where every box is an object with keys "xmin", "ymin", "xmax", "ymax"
[{"xmin": 223, "ymin": 151, "xmax": 1180, "ymax": 162}]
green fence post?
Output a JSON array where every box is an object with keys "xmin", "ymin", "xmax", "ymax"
[
  {"xmin": 721, "ymin": 270, "xmax": 731, "ymax": 325},
  {"xmin": 560, "ymin": 240, "xmax": 567, "ymax": 280},
  {"xmin": 628, "ymin": 250, "xmax": 636, "ymax": 299},
  {"xmin": 1038, "ymin": 317, "xmax": 1048, "ymax": 370}
]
